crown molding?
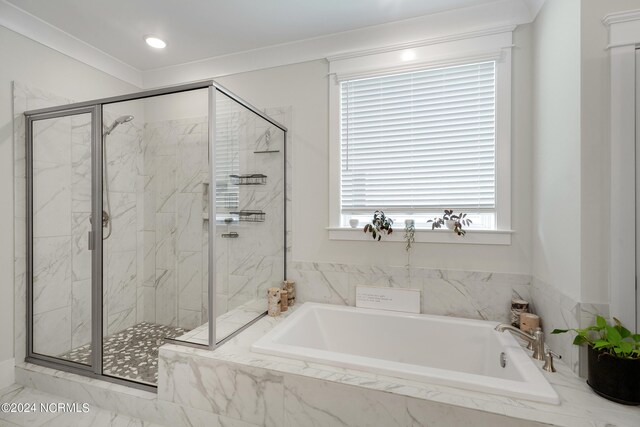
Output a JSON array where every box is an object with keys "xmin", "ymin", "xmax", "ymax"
[
  {"xmin": 326, "ymin": 25, "xmax": 516, "ymax": 63},
  {"xmin": 0, "ymin": 0, "xmax": 542, "ymax": 89},
  {"xmin": 603, "ymin": 8, "xmax": 640, "ymax": 49},
  {"xmin": 0, "ymin": 0, "xmax": 142, "ymax": 87},
  {"xmin": 143, "ymin": 0, "xmax": 537, "ymax": 88},
  {"xmin": 603, "ymin": 9, "xmax": 640, "ymax": 26}
]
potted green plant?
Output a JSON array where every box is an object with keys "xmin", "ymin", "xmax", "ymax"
[
  {"xmin": 552, "ymin": 316, "xmax": 640, "ymax": 405},
  {"xmin": 404, "ymin": 219, "xmax": 415, "ymax": 251},
  {"xmin": 363, "ymin": 210, "xmax": 393, "ymax": 241},
  {"xmin": 428, "ymin": 209, "xmax": 472, "ymax": 236}
]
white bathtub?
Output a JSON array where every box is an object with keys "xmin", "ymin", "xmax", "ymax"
[{"xmin": 252, "ymin": 303, "xmax": 560, "ymax": 404}]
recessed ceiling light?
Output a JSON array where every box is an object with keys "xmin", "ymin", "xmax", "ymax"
[{"xmin": 144, "ymin": 36, "xmax": 166, "ymax": 49}]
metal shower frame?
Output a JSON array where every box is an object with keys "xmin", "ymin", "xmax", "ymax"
[{"xmin": 23, "ymin": 80, "xmax": 287, "ymax": 392}]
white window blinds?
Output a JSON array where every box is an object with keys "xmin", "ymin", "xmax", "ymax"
[
  {"xmin": 215, "ymin": 97, "xmax": 239, "ymax": 211},
  {"xmin": 340, "ymin": 61, "xmax": 496, "ymax": 214}
]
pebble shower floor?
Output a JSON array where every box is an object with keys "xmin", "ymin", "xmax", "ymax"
[{"xmin": 58, "ymin": 322, "xmax": 189, "ymax": 385}]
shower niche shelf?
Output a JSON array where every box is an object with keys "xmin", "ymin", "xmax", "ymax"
[
  {"xmin": 230, "ymin": 210, "xmax": 266, "ymax": 222},
  {"xmin": 230, "ymin": 174, "xmax": 267, "ymax": 185}
]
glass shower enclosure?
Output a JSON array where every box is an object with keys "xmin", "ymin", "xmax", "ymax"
[{"xmin": 23, "ymin": 81, "xmax": 286, "ymax": 390}]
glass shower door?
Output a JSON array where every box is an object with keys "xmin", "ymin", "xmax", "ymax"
[{"xmin": 27, "ymin": 106, "xmax": 100, "ymax": 369}]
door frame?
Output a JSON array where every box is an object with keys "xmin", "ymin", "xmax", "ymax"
[
  {"xmin": 23, "ymin": 79, "xmax": 288, "ymax": 391},
  {"xmin": 605, "ymin": 10, "xmax": 640, "ymax": 332},
  {"xmin": 25, "ymin": 106, "xmax": 99, "ymax": 374}
]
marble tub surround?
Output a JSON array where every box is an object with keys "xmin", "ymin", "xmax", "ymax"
[
  {"xmin": 158, "ymin": 305, "xmax": 640, "ymax": 427},
  {"xmin": 288, "ymin": 261, "xmax": 532, "ymax": 324},
  {"xmin": 287, "ymin": 261, "xmax": 605, "ymax": 375},
  {"xmin": 527, "ymin": 278, "xmax": 610, "ymax": 375},
  {"xmin": 252, "ymin": 303, "xmax": 559, "ymax": 404}
]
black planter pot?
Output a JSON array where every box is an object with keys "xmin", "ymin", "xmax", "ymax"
[{"xmin": 587, "ymin": 345, "xmax": 640, "ymax": 405}]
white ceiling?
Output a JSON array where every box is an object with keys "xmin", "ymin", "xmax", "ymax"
[{"xmin": 5, "ymin": 0, "xmax": 504, "ymax": 71}]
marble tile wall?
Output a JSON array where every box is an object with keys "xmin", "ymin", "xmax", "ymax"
[
  {"xmin": 220, "ymin": 107, "xmax": 287, "ymax": 313},
  {"xmin": 13, "ymin": 83, "xmax": 145, "ymax": 359},
  {"xmin": 103, "ymin": 110, "xmax": 143, "ymax": 336},
  {"xmin": 142, "ymin": 118, "xmax": 209, "ymax": 330},
  {"xmin": 14, "ymin": 83, "xmax": 78, "ymax": 358},
  {"xmin": 288, "ymin": 261, "xmax": 531, "ymax": 324},
  {"xmin": 13, "ymin": 81, "xmax": 289, "ymax": 362}
]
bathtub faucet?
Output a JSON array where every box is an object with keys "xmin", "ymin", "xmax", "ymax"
[{"xmin": 494, "ymin": 324, "xmax": 545, "ymax": 361}]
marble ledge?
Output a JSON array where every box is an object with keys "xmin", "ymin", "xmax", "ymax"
[
  {"xmin": 288, "ymin": 261, "xmax": 530, "ymax": 284},
  {"xmin": 159, "ymin": 304, "xmax": 640, "ymax": 427}
]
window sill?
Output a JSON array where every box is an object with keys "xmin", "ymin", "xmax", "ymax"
[{"xmin": 327, "ymin": 227, "xmax": 513, "ymax": 245}]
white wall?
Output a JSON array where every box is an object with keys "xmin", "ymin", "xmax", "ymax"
[
  {"xmin": 531, "ymin": 0, "xmax": 640, "ymax": 306},
  {"xmin": 142, "ymin": 90, "xmax": 208, "ymax": 123},
  {"xmin": 0, "ymin": 25, "xmax": 139, "ymax": 387},
  {"xmin": 215, "ymin": 25, "xmax": 534, "ymax": 274},
  {"xmin": 579, "ymin": 0, "xmax": 639, "ymax": 305},
  {"xmin": 531, "ymin": 0, "xmax": 582, "ymax": 301}
]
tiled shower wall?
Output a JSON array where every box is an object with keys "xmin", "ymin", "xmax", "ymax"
[
  {"xmin": 14, "ymin": 82, "xmax": 289, "ymax": 362},
  {"xmin": 12, "ymin": 83, "xmax": 213, "ymax": 358},
  {"xmin": 140, "ymin": 118, "xmax": 209, "ymax": 330},
  {"xmin": 220, "ymin": 109, "xmax": 287, "ymax": 313},
  {"xmin": 102, "ymin": 111, "xmax": 143, "ymax": 336}
]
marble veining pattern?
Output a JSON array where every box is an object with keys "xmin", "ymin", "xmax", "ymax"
[
  {"xmin": 14, "ymin": 82, "xmax": 291, "ymax": 368},
  {"xmin": 288, "ymin": 261, "xmax": 532, "ymax": 324},
  {"xmin": 13, "ymin": 362, "xmax": 262, "ymax": 427},
  {"xmin": 0, "ymin": 384, "xmax": 161, "ymax": 427},
  {"xmin": 157, "ymin": 306, "xmax": 640, "ymax": 427}
]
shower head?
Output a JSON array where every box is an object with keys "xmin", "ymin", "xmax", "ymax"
[{"xmin": 103, "ymin": 115, "xmax": 134, "ymax": 136}]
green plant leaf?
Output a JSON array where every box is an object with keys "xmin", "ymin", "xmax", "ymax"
[
  {"xmin": 632, "ymin": 334, "xmax": 640, "ymax": 342},
  {"xmin": 573, "ymin": 335, "xmax": 588, "ymax": 346},
  {"xmin": 620, "ymin": 341, "xmax": 633, "ymax": 355},
  {"xmin": 596, "ymin": 315, "xmax": 607, "ymax": 329},
  {"xmin": 618, "ymin": 325, "xmax": 631, "ymax": 339},
  {"xmin": 551, "ymin": 329, "xmax": 569, "ymax": 334},
  {"xmin": 606, "ymin": 326, "xmax": 622, "ymax": 345},
  {"xmin": 593, "ymin": 340, "xmax": 610, "ymax": 349}
]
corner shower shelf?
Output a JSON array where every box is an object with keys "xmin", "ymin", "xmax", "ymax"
[
  {"xmin": 230, "ymin": 210, "xmax": 266, "ymax": 222},
  {"xmin": 253, "ymin": 150, "xmax": 280, "ymax": 154},
  {"xmin": 230, "ymin": 174, "xmax": 267, "ymax": 185}
]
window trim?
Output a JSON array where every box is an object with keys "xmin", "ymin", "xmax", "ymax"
[{"xmin": 327, "ymin": 30, "xmax": 513, "ymax": 243}]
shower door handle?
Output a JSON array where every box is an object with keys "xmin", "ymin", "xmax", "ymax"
[{"xmin": 88, "ymin": 231, "xmax": 95, "ymax": 251}]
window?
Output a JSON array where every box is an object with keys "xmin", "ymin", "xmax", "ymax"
[
  {"xmin": 340, "ymin": 61, "xmax": 497, "ymax": 228},
  {"xmin": 328, "ymin": 31, "xmax": 512, "ymax": 242},
  {"xmin": 215, "ymin": 97, "xmax": 240, "ymax": 212}
]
